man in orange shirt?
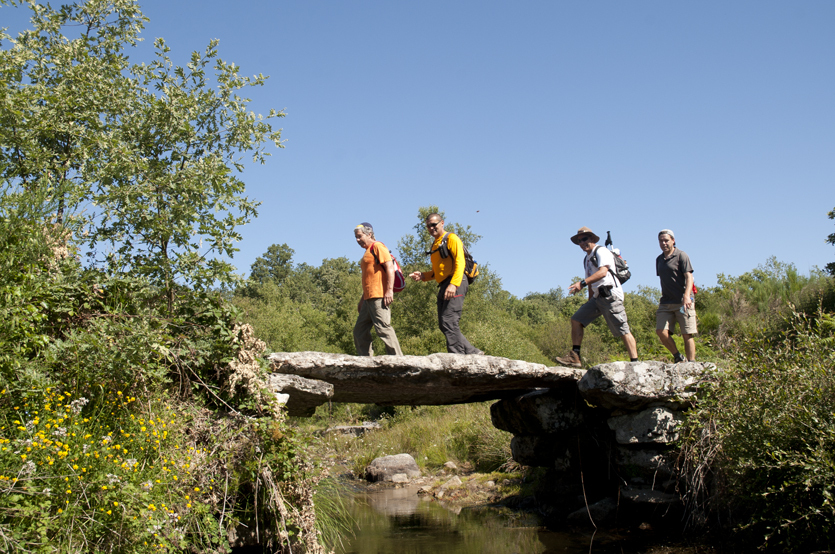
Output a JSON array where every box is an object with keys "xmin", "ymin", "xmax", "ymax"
[
  {"xmin": 408, "ymin": 213, "xmax": 483, "ymax": 355},
  {"xmin": 353, "ymin": 222, "xmax": 403, "ymax": 356}
]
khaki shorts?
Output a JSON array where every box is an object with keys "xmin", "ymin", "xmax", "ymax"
[
  {"xmin": 656, "ymin": 303, "xmax": 698, "ymax": 335},
  {"xmin": 572, "ymin": 294, "xmax": 631, "ymax": 337}
]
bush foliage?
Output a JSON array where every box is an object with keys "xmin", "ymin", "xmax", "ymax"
[
  {"xmin": 0, "ymin": 224, "xmax": 323, "ymax": 553},
  {"xmin": 0, "ymin": 1, "xmax": 320, "ymax": 551},
  {"xmin": 680, "ymin": 309, "xmax": 835, "ymax": 552}
]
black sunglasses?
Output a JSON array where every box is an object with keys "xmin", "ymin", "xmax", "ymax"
[
  {"xmin": 578, "ymin": 236, "xmax": 592, "ymax": 243},
  {"xmin": 427, "ymin": 222, "xmax": 440, "ymax": 229}
]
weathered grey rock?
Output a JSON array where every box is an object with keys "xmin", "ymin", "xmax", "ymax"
[
  {"xmin": 510, "ymin": 435, "xmax": 572, "ymax": 468},
  {"xmin": 439, "ymin": 475, "xmax": 462, "ymax": 490},
  {"xmin": 579, "ymin": 361, "xmax": 714, "ymax": 411},
  {"xmin": 608, "ymin": 407, "xmax": 682, "ymax": 445},
  {"xmin": 268, "ymin": 352, "xmax": 583, "ymax": 405},
  {"xmin": 490, "ymin": 385, "xmax": 589, "ymax": 436},
  {"xmin": 365, "ymin": 453, "xmax": 421, "ymax": 483},
  {"xmin": 616, "ymin": 447, "xmax": 676, "ymax": 481},
  {"xmin": 268, "ymin": 374, "xmax": 334, "ymax": 417},
  {"xmin": 324, "ymin": 421, "xmax": 381, "ymax": 437},
  {"xmin": 567, "ymin": 497, "xmax": 619, "ymax": 526}
]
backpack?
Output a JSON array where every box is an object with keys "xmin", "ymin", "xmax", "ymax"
[
  {"xmin": 593, "ymin": 246, "xmax": 631, "ymax": 285},
  {"xmin": 370, "ymin": 242, "xmax": 406, "ymax": 293},
  {"xmin": 426, "ymin": 233, "xmax": 479, "ymax": 282}
]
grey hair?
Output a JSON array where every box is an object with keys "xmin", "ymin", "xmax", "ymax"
[
  {"xmin": 355, "ymin": 223, "xmax": 375, "ymax": 240},
  {"xmin": 658, "ymin": 229, "xmax": 675, "ymax": 240}
]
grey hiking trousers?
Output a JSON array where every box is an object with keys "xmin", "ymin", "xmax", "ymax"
[{"xmin": 436, "ymin": 277, "xmax": 479, "ymax": 354}]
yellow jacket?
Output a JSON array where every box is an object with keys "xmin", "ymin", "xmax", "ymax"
[{"xmin": 423, "ymin": 232, "xmax": 466, "ymax": 287}]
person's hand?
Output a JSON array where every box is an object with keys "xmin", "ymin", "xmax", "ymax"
[
  {"xmin": 568, "ymin": 281, "xmax": 583, "ymax": 295},
  {"xmin": 683, "ymin": 295, "xmax": 693, "ymax": 310},
  {"xmin": 443, "ymin": 284, "xmax": 457, "ymax": 300},
  {"xmin": 409, "ymin": 271, "xmax": 422, "ymax": 282},
  {"xmin": 383, "ymin": 290, "xmax": 393, "ymax": 307}
]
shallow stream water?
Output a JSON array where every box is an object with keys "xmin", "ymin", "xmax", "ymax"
[{"xmin": 336, "ymin": 484, "xmax": 689, "ymax": 554}]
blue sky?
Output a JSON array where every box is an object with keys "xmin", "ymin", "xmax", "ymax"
[{"xmin": 4, "ymin": 1, "xmax": 834, "ymax": 297}]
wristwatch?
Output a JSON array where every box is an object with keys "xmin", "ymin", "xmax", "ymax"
[{"xmin": 580, "ymin": 279, "xmax": 587, "ymax": 288}]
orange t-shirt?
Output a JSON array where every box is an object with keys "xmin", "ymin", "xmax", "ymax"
[{"xmin": 360, "ymin": 242, "xmax": 393, "ymax": 300}]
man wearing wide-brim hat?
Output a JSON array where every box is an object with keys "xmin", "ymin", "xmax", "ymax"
[{"xmin": 555, "ymin": 227, "xmax": 638, "ymax": 368}]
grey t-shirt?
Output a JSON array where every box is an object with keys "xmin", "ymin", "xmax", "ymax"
[{"xmin": 656, "ymin": 249, "xmax": 694, "ymax": 304}]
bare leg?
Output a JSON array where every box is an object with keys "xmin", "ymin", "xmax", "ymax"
[
  {"xmin": 656, "ymin": 328, "xmax": 680, "ymax": 357},
  {"xmin": 622, "ymin": 332, "xmax": 638, "ymax": 359},
  {"xmin": 683, "ymin": 333, "xmax": 696, "ymax": 361}
]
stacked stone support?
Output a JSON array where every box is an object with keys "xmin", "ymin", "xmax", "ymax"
[{"xmin": 491, "ymin": 361, "xmax": 714, "ymax": 524}]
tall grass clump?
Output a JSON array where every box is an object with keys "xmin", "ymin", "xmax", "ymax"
[
  {"xmin": 315, "ymin": 403, "xmax": 513, "ymax": 478},
  {"xmin": 679, "ymin": 308, "xmax": 835, "ymax": 553}
]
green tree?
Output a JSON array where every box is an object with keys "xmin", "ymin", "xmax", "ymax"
[
  {"xmin": 249, "ymin": 243, "xmax": 295, "ymax": 286},
  {"xmin": 0, "ymin": 0, "xmax": 143, "ymax": 225},
  {"xmin": 0, "ymin": 4, "xmax": 323, "ymax": 552},
  {"xmin": 1, "ymin": 0, "xmax": 284, "ymax": 311},
  {"xmin": 92, "ymin": 37, "xmax": 283, "ymax": 309}
]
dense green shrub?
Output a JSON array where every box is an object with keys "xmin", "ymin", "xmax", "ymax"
[
  {"xmin": 680, "ymin": 309, "xmax": 835, "ymax": 552},
  {"xmin": 0, "ymin": 221, "xmax": 323, "ymax": 552},
  {"xmin": 695, "ymin": 258, "xmax": 835, "ymax": 350}
]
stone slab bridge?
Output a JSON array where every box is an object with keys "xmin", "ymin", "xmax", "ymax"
[
  {"xmin": 267, "ymin": 352, "xmax": 708, "ymax": 417},
  {"xmin": 267, "ymin": 352, "xmax": 584, "ymax": 416},
  {"xmin": 269, "ymin": 351, "xmax": 717, "ymax": 521}
]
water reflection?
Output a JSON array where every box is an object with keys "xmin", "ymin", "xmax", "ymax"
[{"xmin": 338, "ymin": 485, "xmax": 613, "ymax": 554}]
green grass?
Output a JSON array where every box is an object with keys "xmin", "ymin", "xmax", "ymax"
[{"xmin": 298, "ymin": 402, "xmax": 515, "ymax": 478}]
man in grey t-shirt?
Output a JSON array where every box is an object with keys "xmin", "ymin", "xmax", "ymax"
[{"xmin": 656, "ymin": 229, "xmax": 697, "ymax": 362}]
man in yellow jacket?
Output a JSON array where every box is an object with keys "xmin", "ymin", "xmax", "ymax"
[{"xmin": 408, "ymin": 213, "xmax": 483, "ymax": 355}]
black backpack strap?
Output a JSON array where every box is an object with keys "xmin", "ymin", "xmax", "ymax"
[
  {"xmin": 592, "ymin": 246, "xmax": 601, "ymax": 267},
  {"xmin": 426, "ymin": 233, "xmax": 450, "ymax": 257},
  {"xmin": 592, "ymin": 245, "xmax": 616, "ymax": 280}
]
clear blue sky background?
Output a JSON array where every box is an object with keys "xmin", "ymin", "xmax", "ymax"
[{"xmin": 4, "ymin": 1, "xmax": 834, "ymax": 297}]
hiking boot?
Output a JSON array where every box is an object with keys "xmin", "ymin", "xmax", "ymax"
[{"xmin": 555, "ymin": 350, "xmax": 582, "ymax": 368}]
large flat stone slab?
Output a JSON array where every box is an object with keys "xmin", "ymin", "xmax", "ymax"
[
  {"xmin": 578, "ymin": 361, "xmax": 715, "ymax": 411},
  {"xmin": 267, "ymin": 352, "xmax": 583, "ymax": 405}
]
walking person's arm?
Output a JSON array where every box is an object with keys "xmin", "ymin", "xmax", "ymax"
[
  {"xmin": 383, "ymin": 260, "xmax": 395, "ymax": 306},
  {"xmin": 683, "ymin": 271, "xmax": 694, "ymax": 310},
  {"xmin": 568, "ymin": 266, "xmax": 608, "ymax": 296}
]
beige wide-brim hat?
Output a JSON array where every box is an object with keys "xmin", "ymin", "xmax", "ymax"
[{"xmin": 570, "ymin": 226, "xmax": 600, "ymax": 245}]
